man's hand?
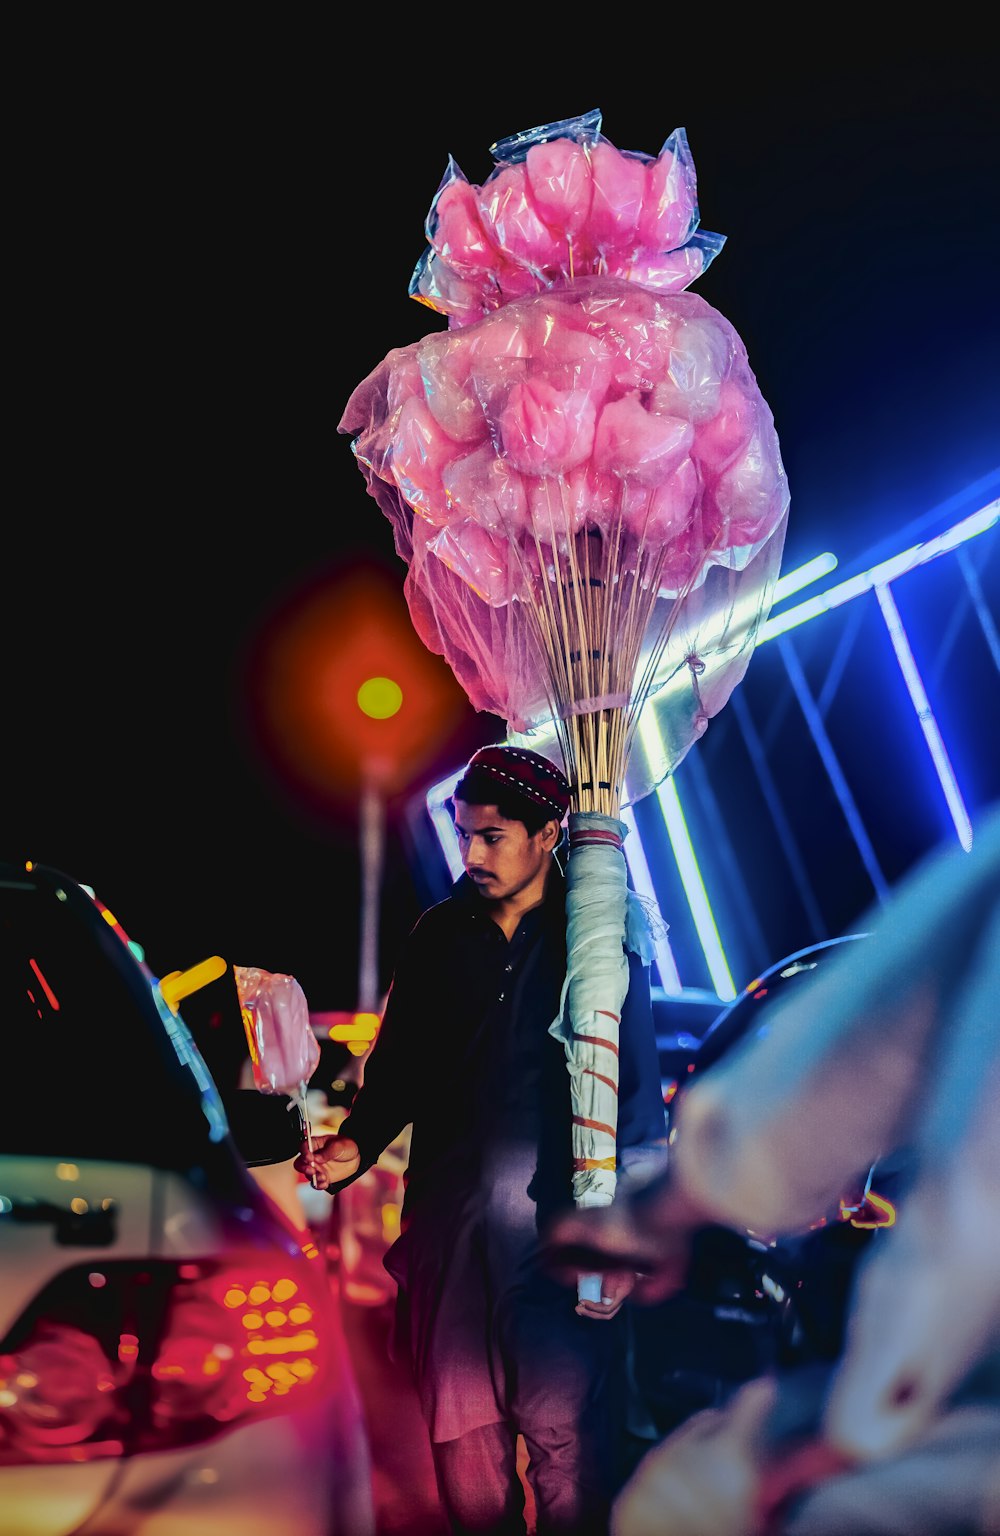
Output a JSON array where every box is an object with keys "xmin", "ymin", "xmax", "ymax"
[
  {"xmin": 612, "ymin": 1376, "xmax": 777, "ymax": 1536},
  {"xmin": 575, "ymin": 1267, "xmax": 636, "ymax": 1320},
  {"xmin": 294, "ymin": 1133, "xmax": 361, "ymax": 1191},
  {"xmin": 541, "ymin": 1171, "xmax": 711, "ymax": 1305}
]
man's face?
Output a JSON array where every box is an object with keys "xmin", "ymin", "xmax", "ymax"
[{"xmin": 452, "ymin": 799, "xmax": 556, "ymax": 902}]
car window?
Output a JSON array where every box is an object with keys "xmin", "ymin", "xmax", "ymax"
[{"xmin": 0, "ymin": 872, "xmax": 226, "ymax": 1168}]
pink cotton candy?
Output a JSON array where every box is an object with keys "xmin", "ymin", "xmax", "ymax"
[
  {"xmin": 589, "ymin": 142, "xmax": 647, "ymax": 257},
  {"xmin": 692, "ymin": 378, "xmax": 756, "ymax": 475},
  {"xmin": 499, "ymin": 379, "xmax": 597, "ymax": 476},
  {"xmin": 649, "ymin": 316, "xmax": 731, "ymax": 422},
  {"xmin": 593, "ymin": 394, "xmax": 695, "ymax": 485},
  {"xmin": 390, "ymin": 395, "xmax": 462, "ymax": 526},
  {"xmin": 464, "ymin": 313, "xmax": 536, "ymax": 425},
  {"xmin": 587, "ymin": 304, "xmax": 674, "ymax": 393},
  {"xmin": 442, "ymin": 442, "xmax": 529, "ymax": 534},
  {"xmin": 657, "ymin": 498, "xmax": 728, "ymax": 595},
  {"xmin": 386, "ymin": 347, "xmax": 427, "ymax": 419},
  {"xmin": 621, "ymin": 456, "xmax": 699, "ymax": 545},
  {"xmin": 432, "ymin": 176, "xmax": 501, "ymax": 275},
  {"xmin": 467, "ymin": 311, "xmax": 536, "ymax": 377},
  {"xmin": 426, "ymin": 517, "xmax": 514, "ymax": 607},
  {"xmin": 525, "ymin": 137, "xmax": 594, "ymax": 240},
  {"xmin": 478, "ymin": 162, "xmax": 565, "ymax": 274},
  {"xmin": 526, "ymin": 471, "xmax": 589, "ymax": 548},
  {"xmin": 711, "ymin": 432, "xmax": 788, "ymax": 547},
  {"xmin": 417, "ymin": 331, "xmax": 486, "ymax": 444},
  {"xmin": 638, "ymin": 148, "xmax": 695, "ymax": 252},
  {"xmin": 533, "ymin": 310, "xmax": 616, "ymax": 397}
]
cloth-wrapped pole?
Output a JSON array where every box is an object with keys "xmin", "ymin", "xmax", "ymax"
[{"xmin": 550, "ymin": 812, "xmax": 654, "ymax": 1210}]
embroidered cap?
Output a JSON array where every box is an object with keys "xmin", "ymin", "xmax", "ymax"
[{"xmin": 458, "ymin": 745, "xmax": 571, "ymax": 820}]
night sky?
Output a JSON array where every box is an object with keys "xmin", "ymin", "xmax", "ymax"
[{"xmin": 9, "ymin": 34, "xmax": 999, "ymax": 1014}]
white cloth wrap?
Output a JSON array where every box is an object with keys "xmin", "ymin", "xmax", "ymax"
[{"xmin": 549, "ymin": 811, "xmax": 632, "ymax": 1207}]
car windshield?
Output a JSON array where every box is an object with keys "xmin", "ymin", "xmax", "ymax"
[{"xmin": 0, "ymin": 869, "xmax": 226, "ymax": 1167}]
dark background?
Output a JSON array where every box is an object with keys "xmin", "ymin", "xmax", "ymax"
[{"xmin": 7, "ymin": 30, "xmax": 999, "ymax": 1012}]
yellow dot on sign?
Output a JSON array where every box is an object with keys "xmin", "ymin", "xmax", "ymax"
[{"xmin": 357, "ymin": 677, "xmax": 402, "ymax": 719}]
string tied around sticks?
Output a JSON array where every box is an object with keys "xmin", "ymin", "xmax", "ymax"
[{"xmin": 561, "ymin": 690, "xmax": 631, "ymax": 717}]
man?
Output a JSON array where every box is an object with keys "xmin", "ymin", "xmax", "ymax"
[
  {"xmin": 542, "ymin": 802, "xmax": 1000, "ymax": 1536},
  {"xmin": 296, "ymin": 744, "xmax": 668, "ymax": 1535}
]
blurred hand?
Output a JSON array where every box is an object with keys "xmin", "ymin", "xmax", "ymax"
[
  {"xmin": 542, "ymin": 1171, "xmax": 711, "ymax": 1304},
  {"xmin": 575, "ymin": 1267, "xmax": 636, "ymax": 1320},
  {"xmin": 294, "ymin": 1133, "xmax": 361, "ymax": 1191},
  {"xmin": 612, "ymin": 1376, "xmax": 777, "ymax": 1536}
]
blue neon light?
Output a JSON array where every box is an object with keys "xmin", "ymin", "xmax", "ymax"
[
  {"xmin": 874, "ymin": 583, "xmax": 974, "ymax": 851},
  {"xmin": 424, "ymin": 504, "xmax": 997, "ymax": 990}
]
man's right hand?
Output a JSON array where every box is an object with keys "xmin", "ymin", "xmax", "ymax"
[
  {"xmin": 541, "ymin": 1170, "xmax": 712, "ymax": 1305},
  {"xmin": 294, "ymin": 1134, "xmax": 361, "ymax": 1191}
]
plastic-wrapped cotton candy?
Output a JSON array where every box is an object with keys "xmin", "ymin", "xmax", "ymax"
[
  {"xmin": 499, "ymin": 379, "xmax": 598, "ymax": 476},
  {"xmin": 588, "ymin": 140, "xmax": 647, "ymax": 260},
  {"xmin": 235, "ymin": 965, "xmax": 321, "ymax": 1170},
  {"xmin": 525, "ymin": 135, "xmax": 594, "ymax": 240},
  {"xmin": 478, "ymin": 159, "xmax": 567, "ymax": 274},
  {"xmin": 591, "ymin": 394, "xmax": 695, "ymax": 484},
  {"xmin": 235, "ymin": 966, "xmax": 319, "ymax": 1096}
]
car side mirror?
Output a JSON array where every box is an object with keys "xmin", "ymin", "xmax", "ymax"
[{"xmin": 223, "ymin": 1088, "xmax": 303, "ymax": 1167}]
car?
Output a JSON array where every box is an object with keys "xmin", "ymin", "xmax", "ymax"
[{"xmin": 0, "ymin": 858, "xmax": 376, "ymax": 1536}]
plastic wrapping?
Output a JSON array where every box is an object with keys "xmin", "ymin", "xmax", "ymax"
[
  {"xmin": 409, "ymin": 109, "xmax": 725, "ymax": 329},
  {"xmin": 343, "ymin": 272, "xmax": 787, "ymax": 799}
]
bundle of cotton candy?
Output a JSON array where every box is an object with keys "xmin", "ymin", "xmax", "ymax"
[
  {"xmin": 410, "ymin": 108, "xmax": 727, "ymax": 329},
  {"xmin": 346, "ymin": 272, "xmax": 787, "ymax": 765},
  {"xmin": 343, "ymin": 109, "xmax": 787, "ymax": 803}
]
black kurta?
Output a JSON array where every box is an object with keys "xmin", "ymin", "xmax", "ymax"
[{"xmin": 337, "ymin": 864, "xmax": 667, "ymax": 1443}]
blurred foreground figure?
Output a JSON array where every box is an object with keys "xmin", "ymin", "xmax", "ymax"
[{"xmin": 545, "ymin": 803, "xmax": 1000, "ymax": 1535}]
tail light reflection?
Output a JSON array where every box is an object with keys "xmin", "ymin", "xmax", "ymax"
[{"xmin": 0, "ymin": 1253, "xmax": 336, "ymax": 1465}]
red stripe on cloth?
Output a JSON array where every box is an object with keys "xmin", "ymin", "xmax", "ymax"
[
  {"xmin": 573, "ymin": 1156, "xmax": 617, "ymax": 1172},
  {"xmin": 571, "ymin": 1032, "xmax": 619, "ymax": 1057},
  {"xmin": 569, "ymin": 830, "xmax": 623, "ymax": 849},
  {"xmin": 583, "ymin": 1069, "xmax": 619, "ymax": 1094},
  {"xmin": 596, "ymin": 1010, "xmax": 620, "ymax": 1023},
  {"xmin": 573, "ymin": 1115, "xmax": 617, "ymax": 1137}
]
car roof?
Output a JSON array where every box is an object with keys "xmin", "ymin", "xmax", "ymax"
[{"xmin": 0, "ymin": 860, "xmax": 248, "ymax": 1192}]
